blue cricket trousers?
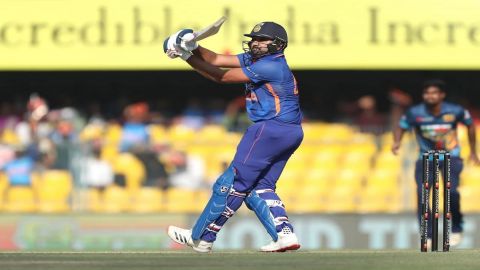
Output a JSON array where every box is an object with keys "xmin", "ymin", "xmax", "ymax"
[
  {"xmin": 231, "ymin": 119, "xmax": 304, "ymax": 193},
  {"xmin": 201, "ymin": 119, "xmax": 303, "ymax": 242}
]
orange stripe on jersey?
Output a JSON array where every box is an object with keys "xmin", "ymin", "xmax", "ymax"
[
  {"xmin": 265, "ymin": 83, "xmax": 280, "ymax": 115},
  {"xmin": 293, "ymin": 76, "xmax": 298, "ymax": 95}
]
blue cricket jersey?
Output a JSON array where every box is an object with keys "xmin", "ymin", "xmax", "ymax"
[
  {"xmin": 120, "ymin": 123, "xmax": 149, "ymax": 151},
  {"xmin": 237, "ymin": 52, "xmax": 302, "ymax": 124},
  {"xmin": 3, "ymin": 157, "xmax": 34, "ymax": 185},
  {"xmin": 399, "ymin": 102, "xmax": 473, "ymax": 157}
]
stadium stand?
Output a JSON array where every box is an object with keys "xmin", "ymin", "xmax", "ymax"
[{"xmin": 0, "ymin": 121, "xmax": 479, "ymax": 214}]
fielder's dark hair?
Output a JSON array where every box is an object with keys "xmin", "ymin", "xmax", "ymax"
[{"xmin": 423, "ymin": 79, "xmax": 446, "ymax": 93}]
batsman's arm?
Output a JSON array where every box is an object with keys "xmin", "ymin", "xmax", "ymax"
[
  {"xmin": 186, "ymin": 54, "xmax": 249, "ymax": 84},
  {"xmin": 193, "ymin": 46, "xmax": 241, "ymax": 68}
]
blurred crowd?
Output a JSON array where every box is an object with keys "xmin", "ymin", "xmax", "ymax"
[
  {"xmin": 0, "ymin": 93, "xmax": 254, "ymax": 195},
  {"xmin": 0, "ymin": 89, "xmax": 416, "ymax": 192},
  {"xmin": 0, "ymin": 88, "xmax": 476, "ymax": 196}
]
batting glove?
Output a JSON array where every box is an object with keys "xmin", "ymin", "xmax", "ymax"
[
  {"xmin": 163, "ymin": 30, "xmax": 195, "ymax": 60},
  {"xmin": 166, "ymin": 46, "xmax": 192, "ymax": 61},
  {"xmin": 178, "ymin": 32, "xmax": 198, "ymax": 51},
  {"xmin": 168, "ymin": 29, "xmax": 198, "ymax": 51}
]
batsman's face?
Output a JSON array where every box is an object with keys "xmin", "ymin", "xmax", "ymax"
[
  {"xmin": 249, "ymin": 37, "xmax": 273, "ymax": 56},
  {"xmin": 423, "ymin": 86, "xmax": 445, "ymax": 106}
]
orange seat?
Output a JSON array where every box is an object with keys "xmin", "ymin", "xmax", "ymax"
[
  {"xmin": 104, "ymin": 124, "xmax": 122, "ymax": 145},
  {"xmin": 131, "ymin": 187, "xmax": 164, "ymax": 213},
  {"xmin": 149, "ymin": 124, "xmax": 168, "ymax": 145},
  {"xmin": 311, "ymin": 151, "xmax": 342, "ymax": 170},
  {"xmin": 101, "ymin": 144, "xmax": 119, "ymax": 164},
  {"xmin": 164, "ymin": 188, "xmax": 199, "ymax": 213},
  {"xmin": 1, "ymin": 128, "xmax": 20, "ymax": 145},
  {"xmin": 0, "ymin": 173, "xmax": 8, "ymax": 210},
  {"xmin": 36, "ymin": 170, "xmax": 73, "ymax": 213},
  {"xmin": 167, "ymin": 125, "xmax": 196, "ymax": 147},
  {"xmin": 358, "ymin": 186, "xmax": 401, "ymax": 213},
  {"xmin": 4, "ymin": 186, "xmax": 36, "ymax": 213},
  {"xmin": 325, "ymin": 186, "xmax": 358, "ymax": 213},
  {"xmin": 375, "ymin": 152, "xmax": 402, "ymax": 170},
  {"xmin": 293, "ymin": 185, "xmax": 328, "ymax": 213},
  {"xmin": 335, "ymin": 169, "xmax": 364, "ymax": 189},
  {"xmin": 366, "ymin": 169, "xmax": 400, "ymax": 188},
  {"xmin": 197, "ymin": 125, "xmax": 228, "ymax": 143},
  {"xmin": 102, "ymin": 186, "xmax": 131, "ymax": 213},
  {"xmin": 75, "ymin": 188, "xmax": 103, "ymax": 212},
  {"xmin": 113, "ymin": 153, "xmax": 146, "ymax": 192},
  {"xmin": 459, "ymin": 186, "xmax": 480, "ymax": 213},
  {"xmin": 192, "ymin": 190, "xmax": 211, "ymax": 213}
]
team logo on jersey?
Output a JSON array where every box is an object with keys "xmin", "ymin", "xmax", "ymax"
[
  {"xmin": 420, "ymin": 124, "xmax": 453, "ymax": 141},
  {"xmin": 416, "ymin": 116, "xmax": 434, "ymax": 122},
  {"xmin": 420, "ymin": 124, "xmax": 452, "ymax": 133},
  {"xmin": 220, "ymin": 186, "xmax": 229, "ymax": 193},
  {"xmin": 443, "ymin": 114, "xmax": 455, "ymax": 122},
  {"xmin": 253, "ymin": 23, "xmax": 264, "ymax": 32}
]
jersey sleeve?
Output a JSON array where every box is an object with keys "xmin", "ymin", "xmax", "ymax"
[
  {"xmin": 399, "ymin": 109, "xmax": 414, "ymax": 130},
  {"xmin": 240, "ymin": 59, "xmax": 282, "ymax": 84},
  {"xmin": 237, "ymin": 53, "xmax": 251, "ymax": 68},
  {"xmin": 458, "ymin": 108, "xmax": 473, "ymax": 126}
]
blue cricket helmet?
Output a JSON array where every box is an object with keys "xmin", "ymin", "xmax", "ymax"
[
  {"xmin": 243, "ymin": 22, "xmax": 288, "ymax": 57},
  {"xmin": 244, "ymin": 22, "xmax": 288, "ymax": 43}
]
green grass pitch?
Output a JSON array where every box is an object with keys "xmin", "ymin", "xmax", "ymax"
[{"xmin": 1, "ymin": 250, "xmax": 479, "ymax": 270}]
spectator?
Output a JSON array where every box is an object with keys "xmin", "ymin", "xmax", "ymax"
[
  {"xmin": 35, "ymin": 137, "xmax": 57, "ymax": 172},
  {"xmin": 223, "ymin": 96, "xmax": 250, "ymax": 132},
  {"xmin": 2, "ymin": 146, "xmax": 35, "ymax": 186},
  {"xmin": 50, "ymin": 116, "xmax": 79, "ymax": 170},
  {"xmin": 206, "ymin": 98, "xmax": 226, "ymax": 125},
  {"xmin": 167, "ymin": 149, "xmax": 206, "ymax": 190},
  {"xmin": 353, "ymin": 95, "xmax": 387, "ymax": 135},
  {"xmin": 0, "ymin": 102, "xmax": 20, "ymax": 132},
  {"xmin": 80, "ymin": 146, "xmax": 114, "ymax": 192},
  {"xmin": 174, "ymin": 98, "xmax": 205, "ymax": 130},
  {"xmin": 119, "ymin": 102, "xmax": 150, "ymax": 152},
  {"xmin": 388, "ymin": 88, "xmax": 413, "ymax": 131},
  {"xmin": 0, "ymin": 144, "xmax": 15, "ymax": 169},
  {"xmin": 15, "ymin": 93, "xmax": 52, "ymax": 147},
  {"xmin": 131, "ymin": 144, "xmax": 169, "ymax": 190}
]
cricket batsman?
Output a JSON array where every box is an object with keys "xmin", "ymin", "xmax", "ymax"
[
  {"xmin": 392, "ymin": 79, "xmax": 480, "ymax": 247},
  {"xmin": 164, "ymin": 21, "xmax": 303, "ymax": 252}
]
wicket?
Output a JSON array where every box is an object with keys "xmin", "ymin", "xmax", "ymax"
[{"xmin": 421, "ymin": 150, "xmax": 451, "ymax": 252}]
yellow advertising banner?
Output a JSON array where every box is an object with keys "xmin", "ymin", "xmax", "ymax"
[{"xmin": 2, "ymin": 0, "xmax": 480, "ymax": 70}]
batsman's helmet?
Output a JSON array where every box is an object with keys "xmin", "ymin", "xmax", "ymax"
[{"xmin": 244, "ymin": 22, "xmax": 288, "ymax": 55}]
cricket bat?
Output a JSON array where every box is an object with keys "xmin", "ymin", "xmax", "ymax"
[
  {"xmin": 193, "ymin": 16, "xmax": 227, "ymax": 41},
  {"xmin": 163, "ymin": 16, "xmax": 227, "ymax": 53}
]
